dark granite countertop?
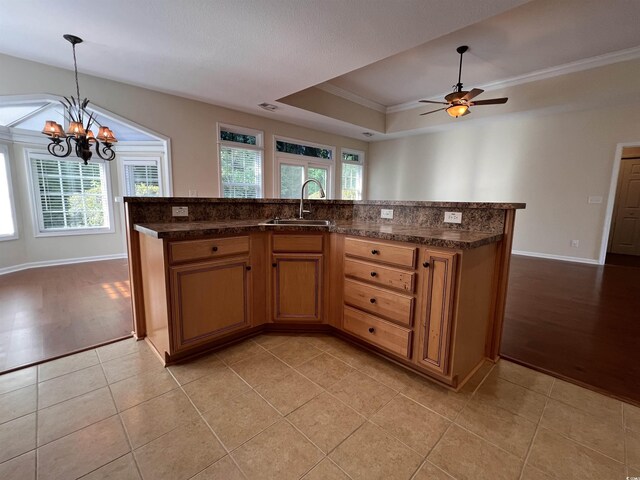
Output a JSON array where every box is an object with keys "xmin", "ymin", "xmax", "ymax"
[{"xmin": 134, "ymin": 220, "xmax": 503, "ymax": 250}]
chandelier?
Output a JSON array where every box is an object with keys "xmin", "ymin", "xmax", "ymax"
[{"xmin": 41, "ymin": 34, "xmax": 117, "ymax": 165}]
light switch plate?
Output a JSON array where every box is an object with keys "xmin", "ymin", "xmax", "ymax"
[
  {"xmin": 381, "ymin": 208, "xmax": 394, "ymax": 219},
  {"xmin": 571, "ymin": 240, "xmax": 579, "ymax": 247},
  {"xmin": 444, "ymin": 211, "xmax": 462, "ymax": 224},
  {"xmin": 172, "ymin": 206, "xmax": 189, "ymax": 217},
  {"xmin": 588, "ymin": 196, "xmax": 603, "ymax": 204}
]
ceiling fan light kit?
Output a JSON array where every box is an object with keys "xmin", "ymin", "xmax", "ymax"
[{"xmin": 419, "ymin": 45, "xmax": 508, "ymax": 119}]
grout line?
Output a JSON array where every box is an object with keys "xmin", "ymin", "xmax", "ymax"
[{"xmin": 518, "ymin": 377, "xmax": 553, "ymax": 480}]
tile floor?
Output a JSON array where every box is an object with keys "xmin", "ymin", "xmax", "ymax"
[{"xmin": 0, "ymin": 334, "xmax": 638, "ymax": 480}]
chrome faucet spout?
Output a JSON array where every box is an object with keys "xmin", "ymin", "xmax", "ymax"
[{"xmin": 299, "ymin": 179, "xmax": 326, "ymax": 219}]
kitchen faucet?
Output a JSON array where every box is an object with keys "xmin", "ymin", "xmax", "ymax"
[{"xmin": 299, "ymin": 178, "xmax": 326, "ymax": 219}]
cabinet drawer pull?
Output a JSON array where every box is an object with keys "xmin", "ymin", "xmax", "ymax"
[
  {"xmin": 370, "ymin": 271, "xmax": 377, "ymax": 277},
  {"xmin": 369, "ymin": 298, "xmax": 376, "ymax": 304},
  {"xmin": 371, "ymin": 249, "xmax": 379, "ymax": 255},
  {"xmin": 368, "ymin": 327, "xmax": 375, "ymax": 333},
  {"xmin": 212, "ymin": 246, "xmax": 218, "ymax": 252},
  {"xmin": 272, "ymin": 263, "xmax": 277, "ymax": 267},
  {"xmin": 246, "ymin": 266, "xmax": 251, "ymax": 271},
  {"xmin": 423, "ymin": 261, "xmax": 430, "ymax": 268}
]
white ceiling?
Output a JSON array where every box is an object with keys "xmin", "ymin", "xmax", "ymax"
[{"xmin": 1, "ymin": 0, "xmax": 639, "ymax": 140}]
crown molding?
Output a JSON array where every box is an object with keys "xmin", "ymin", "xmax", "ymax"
[
  {"xmin": 386, "ymin": 45, "xmax": 640, "ymax": 114},
  {"xmin": 315, "ymin": 83, "xmax": 387, "ymax": 113}
]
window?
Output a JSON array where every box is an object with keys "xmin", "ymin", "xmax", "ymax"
[
  {"xmin": 276, "ymin": 137, "xmax": 334, "ymax": 199},
  {"xmin": 28, "ymin": 152, "xmax": 112, "ymax": 235},
  {"xmin": 341, "ymin": 149, "xmax": 364, "ymax": 200},
  {"xmin": 0, "ymin": 144, "xmax": 18, "ymax": 240},
  {"xmin": 122, "ymin": 159, "xmax": 162, "ymax": 197},
  {"xmin": 219, "ymin": 124, "xmax": 263, "ymax": 198}
]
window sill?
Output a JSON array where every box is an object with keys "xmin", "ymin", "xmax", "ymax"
[{"xmin": 34, "ymin": 227, "xmax": 115, "ymax": 238}]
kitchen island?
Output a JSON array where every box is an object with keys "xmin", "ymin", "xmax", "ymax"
[{"xmin": 125, "ymin": 199, "xmax": 524, "ymax": 390}]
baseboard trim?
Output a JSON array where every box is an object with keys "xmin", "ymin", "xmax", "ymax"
[
  {"xmin": 0, "ymin": 253, "xmax": 128, "ymax": 276},
  {"xmin": 511, "ymin": 250, "xmax": 600, "ymax": 265}
]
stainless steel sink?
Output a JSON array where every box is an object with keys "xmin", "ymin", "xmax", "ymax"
[{"xmin": 259, "ymin": 218, "xmax": 332, "ymax": 226}]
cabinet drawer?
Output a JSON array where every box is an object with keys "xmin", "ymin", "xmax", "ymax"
[
  {"xmin": 343, "ymin": 306, "xmax": 412, "ymax": 358},
  {"xmin": 169, "ymin": 236, "xmax": 249, "ymax": 263},
  {"xmin": 273, "ymin": 234, "xmax": 323, "ymax": 253},
  {"xmin": 344, "ymin": 258, "xmax": 415, "ymax": 293},
  {"xmin": 344, "ymin": 237, "xmax": 416, "ymax": 268},
  {"xmin": 344, "ymin": 279, "xmax": 414, "ymax": 327}
]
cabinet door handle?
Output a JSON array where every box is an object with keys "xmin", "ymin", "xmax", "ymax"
[
  {"xmin": 246, "ymin": 266, "xmax": 252, "ymax": 271},
  {"xmin": 423, "ymin": 261, "xmax": 430, "ymax": 268},
  {"xmin": 212, "ymin": 246, "xmax": 218, "ymax": 252},
  {"xmin": 371, "ymin": 249, "xmax": 379, "ymax": 255},
  {"xmin": 370, "ymin": 271, "xmax": 377, "ymax": 277},
  {"xmin": 368, "ymin": 327, "xmax": 375, "ymax": 333},
  {"xmin": 369, "ymin": 298, "xmax": 376, "ymax": 304}
]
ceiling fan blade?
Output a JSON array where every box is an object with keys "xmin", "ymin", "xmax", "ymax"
[
  {"xmin": 420, "ymin": 107, "xmax": 447, "ymax": 116},
  {"xmin": 462, "ymin": 88, "xmax": 484, "ymax": 101},
  {"xmin": 470, "ymin": 97, "xmax": 508, "ymax": 106},
  {"xmin": 419, "ymin": 99, "xmax": 448, "ymax": 105}
]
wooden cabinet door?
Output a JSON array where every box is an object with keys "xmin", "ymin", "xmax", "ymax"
[
  {"xmin": 416, "ymin": 249, "xmax": 457, "ymax": 375},
  {"xmin": 170, "ymin": 257, "xmax": 250, "ymax": 352},
  {"xmin": 272, "ymin": 253, "xmax": 323, "ymax": 322}
]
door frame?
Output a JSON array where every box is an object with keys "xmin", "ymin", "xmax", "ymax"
[{"xmin": 599, "ymin": 141, "xmax": 640, "ymax": 264}]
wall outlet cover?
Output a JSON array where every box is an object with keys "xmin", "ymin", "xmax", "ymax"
[
  {"xmin": 571, "ymin": 240, "xmax": 579, "ymax": 247},
  {"xmin": 172, "ymin": 206, "xmax": 189, "ymax": 217},
  {"xmin": 381, "ymin": 208, "xmax": 394, "ymax": 219},
  {"xmin": 444, "ymin": 211, "xmax": 462, "ymax": 224},
  {"xmin": 588, "ymin": 196, "xmax": 603, "ymax": 204}
]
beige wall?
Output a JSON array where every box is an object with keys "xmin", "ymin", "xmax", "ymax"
[
  {"xmin": 0, "ymin": 53, "xmax": 368, "ymax": 270},
  {"xmin": 368, "ymin": 104, "xmax": 640, "ymax": 262}
]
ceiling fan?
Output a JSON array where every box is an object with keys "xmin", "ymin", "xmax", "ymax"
[{"xmin": 419, "ymin": 45, "xmax": 508, "ymax": 118}]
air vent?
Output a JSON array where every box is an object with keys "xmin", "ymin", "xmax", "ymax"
[
  {"xmin": 362, "ymin": 132, "xmax": 374, "ymax": 137},
  {"xmin": 258, "ymin": 103, "xmax": 278, "ymax": 112}
]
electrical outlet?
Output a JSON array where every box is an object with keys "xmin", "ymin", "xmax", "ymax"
[
  {"xmin": 444, "ymin": 211, "xmax": 462, "ymax": 224},
  {"xmin": 588, "ymin": 196, "xmax": 603, "ymax": 204},
  {"xmin": 189, "ymin": 190, "xmax": 198, "ymax": 197},
  {"xmin": 381, "ymin": 209, "xmax": 394, "ymax": 219},
  {"xmin": 571, "ymin": 240, "xmax": 579, "ymax": 247},
  {"xmin": 172, "ymin": 206, "xmax": 189, "ymax": 217}
]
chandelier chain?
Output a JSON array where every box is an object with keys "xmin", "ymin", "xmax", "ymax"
[{"xmin": 72, "ymin": 42, "xmax": 81, "ymax": 101}]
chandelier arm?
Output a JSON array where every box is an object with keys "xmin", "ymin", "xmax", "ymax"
[
  {"xmin": 47, "ymin": 137, "xmax": 73, "ymax": 158},
  {"xmin": 95, "ymin": 142, "xmax": 116, "ymax": 162}
]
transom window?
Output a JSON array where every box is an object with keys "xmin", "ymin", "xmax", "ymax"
[
  {"xmin": 341, "ymin": 149, "xmax": 364, "ymax": 200},
  {"xmin": 276, "ymin": 140, "xmax": 332, "ymax": 160},
  {"xmin": 218, "ymin": 124, "xmax": 263, "ymax": 198},
  {"xmin": 276, "ymin": 137, "xmax": 335, "ymax": 199},
  {"xmin": 28, "ymin": 152, "xmax": 112, "ymax": 235}
]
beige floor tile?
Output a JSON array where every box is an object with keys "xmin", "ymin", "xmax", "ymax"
[
  {"xmin": 230, "ymin": 351, "xmax": 293, "ymax": 388},
  {"xmin": 120, "ymin": 389, "xmax": 200, "ymax": 448},
  {"xmin": 253, "ymin": 333, "xmax": 295, "ymax": 349},
  {"xmin": 216, "ymin": 339, "xmax": 266, "ymax": 365},
  {"xmin": 202, "ymin": 390, "xmax": 280, "ymax": 451},
  {"xmin": 550, "ymin": 380, "xmax": 622, "ymax": 425},
  {"xmin": 398, "ymin": 375, "xmax": 469, "ymax": 420},
  {"xmin": 330, "ymin": 421, "xmax": 422, "ymax": 480},
  {"xmin": 520, "ymin": 464, "xmax": 554, "ymax": 480},
  {"xmin": 0, "ymin": 450, "xmax": 35, "ymax": 480},
  {"xmin": 456, "ymin": 399, "xmax": 538, "ymax": 459},
  {"xmin": 528, "ymin": 427, "xmax": 626, "ymax": 480},
  {"xmin": 80, "ymin": 453, "xmax": 141, "ymax": 479},
  {"xmin": 303, "ymin": 458, "xmax": 350, "ymax": 480},
  {"xmin": 168, "ymin": 353, "xmax": 224, "ymax": 385},
  {"xmin": 627, "ymin": 428, "xmax": 640, "ymax": 469},
  {"xmin": 539, "ymin": 398, "xmax": 624, "ymax": 462},
  {"xmin": 37, "ymin": 364, "xmax": 107, "ymax": 409},
  {"xmin": 300, "ymin": 335, "xmax": 347, "ymax": 351},
  {"xmin": 182, "ymin": 364, "xmax": 251, "ymax": 412},
  {"xmin": 493, "ymin": 360, "xmax": 554, "ymax": 395},
  {"xmin": 0, "ymin": 366, "xmax": 36, "ymax": 395},
  {"xmin": 37, "ymin": 415, "xmax": 130, "ymax": 480},
  {"xmin": 625, "ymin": 403, "xmax": 640, "ymax": 432},
  {"xmin": 38, "ymin": 349, "xmax": 99, "ymax": 382},
  {"xmin": 327, "ymin": 371, "xmax": 396, "ymax": 417},
  {"xmin": 96, "ymin": 338, "xmax": 147, "ymax": 363},
  {"xmin": 296, "ymin": 353, "xmax": 354, "ymax": 389},
  {"xmin": 191, "ymin": 455, "xmax": 245, "ymax": 480},
  {"xmin": 232, "ymin": 420, "xmax": 323, "ymax": 480},
  {"xmin": 428, "ymin": 425, "xmax": 522, "ymax": 480},
  {"xmin": 37, "ymin": 387, "xmax": 117, "ymax": 446},
  {"xmin": 324, "ymin": 342, "xmax": 380, "ymax": 371},
  {"xmin": 255, "ymin": 370, "xmax": 323, "ymax": 415},
  {"xmin": 629, "ymin": 466, "xmax": 640, "ymax": 477},
  {"xmin": 110, "ymin": 369, "xmax": 178, "ymax": 411},
  {"xmin": 474, "ymin": 375, "xmax": 546, "ymax": 422},
  {"xmin": 0, "ymin": 413, "xmax": 36, "ymax": 463},
  {"xmin": 134, "ymin": 420, "xmax": 225, "ymax": 480},
  {"xmin": 0, "ymin": 384, "xmax": 36, "ymax": 424},
  {"xmin": 269, "ymin": 337, "xmax": 323, "ymax": 367},
  {"xmin": 288, "ymin": 392, "xmax": 365, "ymax": 453},
  {"xmin": 371, "ymin": 395, "xmax": 450, "ymax": 456},
  {"xmin": 459, "ymin": 361, "xmax": 494, "ymax": 395},
  {"xmin": 357, "ymin": 356, "xmax": 423, "ymax": 392},
  {"xmin": 101, "ymin": 349, "xmax": 164, "ymax": 384},
  {"xmin": 412, "ymin": 461, "xmax": 456, "ymax": 480}
]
